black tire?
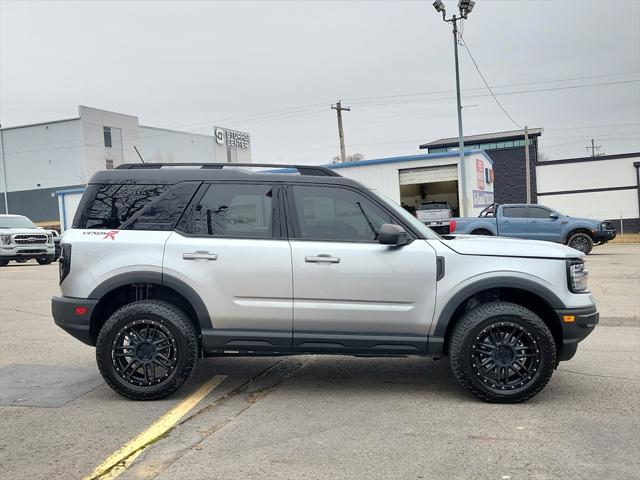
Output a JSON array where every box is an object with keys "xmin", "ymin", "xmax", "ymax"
[
  {"xmin": 36, "ymin": 255, "xmax": 55, "ymax": 265},
  {"xmin": 0, "ymin": 259, "xmax": 8, "ymax": 267},
  {"xmin": 96, "ymin": 300, "xmax": 199, "ymax": 400},
  {"xmin": 471, "ymin": 229, "xmax": 493, "ymax": 236},
  {"xmin": 567, "ymin": 232, "xmax": 593, "ymax": 254},
  {"xmin": 448, "ymin": 301, "xmax": 556, "ymax": 403}
]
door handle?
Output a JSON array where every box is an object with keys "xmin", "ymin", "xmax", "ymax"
[
  {"xmin": 502, "ymin": 220, "xmax": 511, "ymax": 223},
  {"xmin": 183, "ymin": 251, "xmax": 218, "ymax": 261},
  {"xmin": 305, "ymin": 254, "xmax": 340, "ymax": 264}
]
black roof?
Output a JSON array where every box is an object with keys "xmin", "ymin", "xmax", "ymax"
[
  {"xmin": 89, "ymin": 163, "xmax": 362, "ymax": 187},
  {"xmin": 419, "ymin": 128, "xmax": 543, "ymax": 150}
]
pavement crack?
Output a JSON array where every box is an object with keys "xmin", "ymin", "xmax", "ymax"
[
  {"xmin": 2, "ymin": 307, "xmax": 49, "ymax": 318},
  {"xmin": 557, "ymin": 368, "xmax": 639, "ymax": 381}
]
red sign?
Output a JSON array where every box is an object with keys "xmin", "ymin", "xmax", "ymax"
[{"xmin": 476, "ymin": 159, "xmax": 485, "ymax": 190}]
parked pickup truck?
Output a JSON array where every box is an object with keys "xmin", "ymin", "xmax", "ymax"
[
  {"xmin": 416, "ymin": 202, "xmax": 451, "ymax": 234},
  {"xmin": 450, "ymin": 203, "xmax": 616, "ymax": 254},
  {"xmin": 0, "ymin": 214, "xmax": 56, "ymax": 266}
]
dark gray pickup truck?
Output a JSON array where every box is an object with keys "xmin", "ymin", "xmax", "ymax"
[{"xmin": 450, "ymin": 203, "xmax": 616, "ymax": 254}]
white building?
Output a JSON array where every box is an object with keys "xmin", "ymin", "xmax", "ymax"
[
  {"xmin": 328, "ymin": 151, "xmax": 495, "ymax": 217},
  {"xmin": 0, "ymin": 106, "xmax": 251, "ymax": 223},
  {"xmin": 536, "ymin": 152, "xmax": 640, "ymax": 232}
]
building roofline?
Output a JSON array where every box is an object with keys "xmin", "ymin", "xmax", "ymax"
[
  {"xmin": 78, "ymin": 105, "xmax": 138, "ymax": 119},
  {"xmin": 537, "ymin": 151, "xmax": 640, "ymax": 166},
  {"xmin": 325, "ymin": 150, "xmax": 493, "ymax": 170},
  {"xmin": 419, "ymin": 128, "xmax": 543, "ymax": 149},
  {"xmin": 0, "ymin": 117, "xmax": 80, "ymax": 132},
  {"xmin": 138, "ymin": 125, "xmax": 216, "ymax": 139}
]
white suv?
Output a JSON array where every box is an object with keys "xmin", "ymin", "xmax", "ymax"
[{"xmin": 52, "ymin": 163, "xmax": 598, "ymax": 403}]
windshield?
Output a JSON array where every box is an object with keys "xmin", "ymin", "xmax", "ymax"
[
  {"xmin": 371, "ymin": 189, "xmax": 441, "ymax": 240},
  {"xmin": 0, "ymin": 216, "xmax": 38, "ymax": 229}
]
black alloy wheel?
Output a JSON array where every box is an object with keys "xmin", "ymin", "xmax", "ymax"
[
  {"xmin": 470, "ymin": 321, "xmax": 541, "ymax": 391},
  {"xmin": 449, "ymin": 301, "xmax": 556, "ymax": 403},
  {"xmin": 96, "ymin": 300, "xmax": 199, "ymax": 400},
  {"xmin": 111, "ymin": 319, "xmax": 179, "ymax": 387},
  {"xmin": 567, "ymin": 232, "xmax": 593, "ymax": 254}
]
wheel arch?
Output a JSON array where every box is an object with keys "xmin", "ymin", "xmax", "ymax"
[
  {"xmin": 87, "ymin": 272, "xmax": 211, "ymax": 344},
  {"xmin": 564, "ymin": 227, "xmax": 595, "ymax": 244},
  {"xmin": 432, "ymin": 277, "xmax": 565, "ymax": 356}
]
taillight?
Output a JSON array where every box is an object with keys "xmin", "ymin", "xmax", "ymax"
[
  {"xmin": 449, "ymin": 220, "xmax": 457, "ymax": 233},
  {"xmin": 59, "ymin": 243, "xmax": 71, "ymax": 284}
]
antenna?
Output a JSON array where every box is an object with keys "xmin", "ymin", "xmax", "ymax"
[{"xmin": 133, "ymin": 145, "xmax": 145, "ymax": 163}]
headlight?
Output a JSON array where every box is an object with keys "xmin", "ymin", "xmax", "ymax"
[
  {"xmin": 567, "ymin": 259, "xmax": 589, "ymax": 293},
  {"xmin": 47, "ymin": 234, "xmax": 53, "ymax": 243},
  {"xmin": 0, "ymin": 234, "xmax": 11, "ymax": 245}
]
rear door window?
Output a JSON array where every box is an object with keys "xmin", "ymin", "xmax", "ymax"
[
  {"xmin": 178, "ymin": 183, "xmax": 278, "ymax": 238},
  {"xmin": 502, "ymin": 206, "xmax": 527, "ymax": 218}
]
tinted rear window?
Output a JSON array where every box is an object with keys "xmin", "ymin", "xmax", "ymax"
[
  {"xmin": 420, "ymin": 203, "xmax": 449, "ymax": 210},
  {"xmin": 80, "ymin": 184, "xmax": 169, "ymax": 229},
  {"xmin": 502, "ymin": 206, "xmax": 527, "ymax": 218}
]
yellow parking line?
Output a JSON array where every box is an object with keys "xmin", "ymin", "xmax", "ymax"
[{"xmin": 84, "ymin": 374, "xmax": 227, "ymax": 480}]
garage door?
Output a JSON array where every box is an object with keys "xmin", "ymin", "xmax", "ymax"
[{"xmin": 399, "ymin": 165, "xmax": 458, "ymax": 185}]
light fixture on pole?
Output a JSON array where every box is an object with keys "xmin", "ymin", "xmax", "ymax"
[{"xmin": 432, "ymin": 0, "xmax": 476, "ymax": 216}]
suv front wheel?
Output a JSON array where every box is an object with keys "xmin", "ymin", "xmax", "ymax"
[
  {"xmin": 448, "ymin": 301, "xmax": 556, "ymax": 403},
  {"xmin": 96, "ymin": 300, "xmax": 199, "ymax": 400}
]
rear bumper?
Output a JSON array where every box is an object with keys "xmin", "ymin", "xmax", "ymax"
[
  {"xmin": 555, "ymin": 305, "xmax": 599, "ymax": 361},
  {"xmin": 594, "ymin": 229, "xmax": 616, "ymax": 242},
  {"xmin": 51, "ymin": 296, "xmax": 98, "ymax": 346}
]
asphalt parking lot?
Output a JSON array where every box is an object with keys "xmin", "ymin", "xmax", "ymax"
[{"xmin": 0, "ymin": 243, "xmax": 638, "ymax": 480}]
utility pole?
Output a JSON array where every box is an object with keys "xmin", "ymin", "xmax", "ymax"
[
  {"xmin": 331, "ymin": 100, "xmax": 350, "ymax": 163},
  {"xmin": 433, "ymin": 0, "xmax": 476, "ymax": 216},
  {"xmin": 0, "ymin": 124, "xmax": 8, "ymax": 214},
  {"xmin": 585, "ymin": 138, "xmax": 602, "ymax": 157},
  {"xmin": 524, "ymin": 126, "xmax": 531, "ymax": 204}
]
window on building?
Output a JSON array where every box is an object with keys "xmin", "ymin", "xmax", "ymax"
[
  {"xmin": 502, "ymin": 206, "xmax": 527, "ymax": 218},
  {"xmin": 184, "ymin": 183, "xmax": 275, "ymax": 238},
  {"xmin": 105, "ymin": 159, "xmax": 114, "ymax": 169},
  {"xmin": 291, "ymin": 186, "xmax": 392, "ymax": 242},
  {"xmin": 103, "ymin": 127, "xmax": 112, "ymax": 148}
]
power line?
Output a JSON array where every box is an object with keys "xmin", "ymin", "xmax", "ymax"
[
  {"xmin": 459, "ymin": 37, "xmax": 521, "ymax": 129},
  {"xmin": 345, "ymin": 70, "xmax": 640, "ymax": 105}
]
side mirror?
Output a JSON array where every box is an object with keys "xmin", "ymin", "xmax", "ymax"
[
  {"xmin": 549, "ymin": 212, "xmax": 559, "ymax": 220},
  {"xmin": 378, "ymin": 224, "xmax": 410, "ymax": 246}
]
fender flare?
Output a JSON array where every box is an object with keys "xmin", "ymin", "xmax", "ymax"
[
  {"xmin": 88, "ymin": 271, "xmax": 212, "ymax": 330},
  {"xmin": 432, "ymin": 276, "xmax": 565, "ymax": 339}
]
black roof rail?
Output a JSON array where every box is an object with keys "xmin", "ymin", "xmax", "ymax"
[{"xmin": 116, "ymin": 163, "xmax": 341, "ymax": 177}]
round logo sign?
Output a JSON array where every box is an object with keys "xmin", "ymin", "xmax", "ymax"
[{"xmin": 215, "ymin": 128, "xmax": 225, "ymax": 145}]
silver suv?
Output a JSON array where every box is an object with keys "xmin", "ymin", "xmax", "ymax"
[{"xmin": 52, "ymin": 163, "xmax": 598, "ymax": 403}]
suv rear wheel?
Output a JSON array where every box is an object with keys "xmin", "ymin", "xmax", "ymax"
[
  {"xmin": 96, "ymin": 300, "xmax": 199, "ymax": 400},
  {"xmin": 448, "ymin": 301, "xmax": 556, "ymax": 403}
]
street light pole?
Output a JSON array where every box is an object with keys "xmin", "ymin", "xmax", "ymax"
[
  {"xmin": 0, "ymin": 125, "xmax": 8, "ymax": 214},
  {"xmin": 451, "ymin": 16, "xmax": 468, "ymax": 216},
  {"xmin": 433, "ymin": 0, "xmax": 475, "ymax": 217}
]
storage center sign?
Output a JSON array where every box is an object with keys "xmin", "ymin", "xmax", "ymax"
[{"xmin": 215, "ymin": 128, "xmax": 250, "ymax": 149}]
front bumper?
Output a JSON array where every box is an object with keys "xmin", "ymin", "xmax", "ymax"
[
  {"xmin": 51, "ymin": 296, "xmax": 98, "ymax": 346},
  {"xmin": 594, "ymin": 229, "xmax": 616, "ymax": 242},
  {"xmin": 555, "ymin": 305, "xmax": 599, "ymax": 361},
  {"xmin": 1, "ymin": 244, "xmax": 55, "ymax": 260}
]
